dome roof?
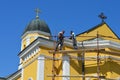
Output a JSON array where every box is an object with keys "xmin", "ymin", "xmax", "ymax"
[{"xmin": 23, "ymin": 18, "xmax": 51, "ymax": 35}]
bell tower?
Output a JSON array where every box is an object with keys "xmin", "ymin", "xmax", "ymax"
[
  {"xmin": 18, "ymin": 9, "xmax": 51, "ymax": 69},
  {"xmin": 21, "ymin": 8, "xmax": 51, "ymax": 51}
]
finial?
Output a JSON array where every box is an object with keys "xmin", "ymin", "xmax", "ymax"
[
  {"xmin": 35, "ymin": 8, "xmax": 41, "ymax": 19},
  {"xmin": 98, "ymin": 12, "xmax": 107, "ymax": 23}
]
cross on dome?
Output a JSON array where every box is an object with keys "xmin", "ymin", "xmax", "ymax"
[{"xmin": 35, "ymin": 8, "xmax": 41, "ymax": 19}]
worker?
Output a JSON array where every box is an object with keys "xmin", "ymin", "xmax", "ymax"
[
  {"xmin": 70, "ymin": 31, "xmax": 78, "ymax": 49},
  {"xmin": 55, "ymin": 30, "xmax": 65, "ymax": 51}
]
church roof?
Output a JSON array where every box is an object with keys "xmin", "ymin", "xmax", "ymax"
[
  {"xmin": 23, "ymin": 18, "xmax": 51, "ymax": 35},
  {"xmin": 0, "ymin": 77, "xmax": 6, "ymax": 80},
  {"xmin": 6, "ymin": 69, "xmax": 21, "ymax": 79},
  {"xmin": 76, "ymin": 22, "xmax": 120, "ymax": 39}
]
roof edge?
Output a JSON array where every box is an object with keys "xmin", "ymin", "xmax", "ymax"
[
  {"xmin": 76, "ymin": 22, "xmax": 105, "ymax": 36},
  {"xmin": 76, "ymin": 22, "xmax": 120, "ymax": 39}
]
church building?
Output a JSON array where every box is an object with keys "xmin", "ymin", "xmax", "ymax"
[{"xmin": 1, "ymin": 9, "xmax": 120, "ymax": 80}]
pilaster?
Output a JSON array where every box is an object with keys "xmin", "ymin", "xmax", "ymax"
[
  {"xmin": 62, "ymin": 54, "xmax": 70, "ymax": 80},
  {"xmin": 37, "ymin": 55, "xmax": 45, "ymax": 80}
]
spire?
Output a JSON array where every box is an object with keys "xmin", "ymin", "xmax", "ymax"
[
  {"xmin": 35, "ymin": 8, "xmax": 41, "ymax": 19},
  {"xmin": 98, "ymin": 12, "xmax": 107, "ymax": 23}
]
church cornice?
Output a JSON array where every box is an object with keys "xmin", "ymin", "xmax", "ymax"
[
  {"xmin": 21, "ymin": 31, "xmax": 51, "ymax": 39},
  {"xmin": 65, "ymin": 38, "xmax": 120, "ymax": 51},
  {"xmin": 18, "ymin": 37, "xmax": 54, "ymax": 58},
  {"xmin": 18, "ymin": 36, "xmax": 120, "ymax": 60}
]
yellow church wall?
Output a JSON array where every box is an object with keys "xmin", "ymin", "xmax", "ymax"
[
  {"xmin": 104, "ymin": 48, "xmax": 120, "ymax": 78},
  {"xmin": 20, "ymin": 29, "xmax": 120, "ymax": 80},
  {"xmin": 40, "ymin": 47, "xmax": 71, "ymax": 80},
  {"xmin": 23, "ymin": 60, "xmax": 37, "ymax": 80},
  {"xmin": 100, "ymin": 60, "xmax": 120, "ymax": 79},
  {"xmin": 63, "ymin": 46, "xmax": 82, "ymax": 80},
  {"xmin": 23, "ymin": 33, "xmax": 50, "ymax": 41},
  {"xmin": 63, "ymin": 45, "xmax": 120, "ymax": 79},
  {"xmin": 22, "ymin": 40, "xmax": 27, "ymax": 49},
  {"xmin": 44, "ymin": 58, "xmax": 53, "ymax": 80},
  {"xmin": 58, "ymin": 60, "xmax": 63, "ymax": 80},
  {"xmin": 76, "ymin": 24, "xmax": 120, "ymax": 43},
  {"xmin": 84, "ymin": 51, "xmax": 120, "ymax": 79},
  {"xmin": 21, "ymin": 47, "xmax": 41, "ymax": 80},
  {"xmin": 84, "ymin": 52, "xmax": 101, "ymax": 77},
  {"xmin": 40, "ymin": 47, "xmax": 52, "ymax": 56},
  {"xmin": 22, "ymin": 33, "xmax": 50, "ymax": 50},
  {"xmin": 107, "ymin": 61, "xmax": 120, "ymax": 78},
  {"xmin": 75, "ymin": 23, "xmax": 120, "ymax": 79},
  {"xmin": 85, "ymin": 59, "xmax": 110, "ymax": 78},
  {"xmin": 70, "ymin": 59, "xmax": 82, "ymax": 80},
  {"xmin": 40, "ymin": 47, "xmax": 61, "ymax": 80},
  {"xmin": 22, "ymin": 33, "xmax": 39, "ymax": 49},
  {"xmin": 39, "ymin": 44, "xmax": 120, "ymax": 79},
  {"xmin": 21, "ymin": 46, "xmax": 54, "ymax": 80},
  {"xmin": 70, "ymin": 55, "xmax": 82, "ymax": 77}
]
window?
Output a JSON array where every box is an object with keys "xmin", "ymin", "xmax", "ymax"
[{"xmin": 26, "ymin": 37, "xmax": 30, "ymax": 46}]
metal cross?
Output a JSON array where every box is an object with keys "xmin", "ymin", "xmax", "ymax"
[
  {"xmin": 98, "ymin": 12, "xmax": 107, "ymax": 23},
  {"xmin": 35, "ymin": 8, "xmax": 41, "ymax": 19}
]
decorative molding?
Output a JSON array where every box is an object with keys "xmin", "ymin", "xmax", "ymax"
[
  {"xmin": 18, "ymin": 37, "xmax": 54, "ymax": 58},
  {"xmin": 19, "ymin": 37, "xmax": 120, "ymax": 59},
  {"xmin": 64, "ymin": 38, "xmax": 120, "ymax": 50},
  {"xmin": 21, "ymin": 31, "xmax": 51, "ymax": 39},
  {"xmin": 23, "ymin": 47, "xmax": 40, "ymax": 62}
]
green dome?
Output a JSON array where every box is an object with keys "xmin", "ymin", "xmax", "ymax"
[{"xmin": 23, "ymin": 18, "xmax": 51, "ymax": 35}]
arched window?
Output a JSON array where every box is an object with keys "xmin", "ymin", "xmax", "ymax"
[{"xmin": 26, "ymin": 37, "xmax": 30, "ymax": 46}]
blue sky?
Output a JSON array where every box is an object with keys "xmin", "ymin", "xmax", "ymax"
[{"xmin": 0, "ymin": 0, "xmax": 120, "ymax": 77}]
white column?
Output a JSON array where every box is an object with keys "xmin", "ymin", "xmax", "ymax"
[
  {"xmin": 37, "ymin": 55, "xmax": 45, "ymax": 80},
  {"xmin": 62, "ymin": 54, "xmax": 70, "ymax": 80}
]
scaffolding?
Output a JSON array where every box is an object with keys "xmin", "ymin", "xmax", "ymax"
[{"xmin": 48, "ymin": 32, "xmax": 120, "ymax": 80}]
